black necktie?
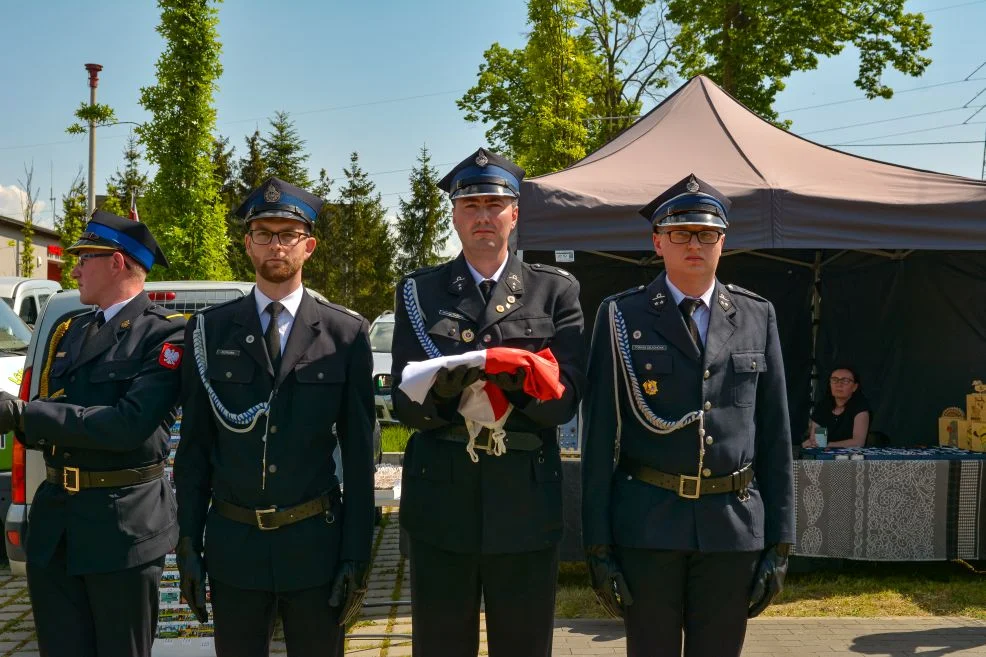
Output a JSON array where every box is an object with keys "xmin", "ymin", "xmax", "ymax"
[
  {"xmin": 679, "ymin": 298, "xmax": 704, "ymax": 352},
  {"xmin": 265, "ymin": 302, "xmax": 284, "ymax": 370},
  {"xmin": 85, "ymin": 311, "xmax": 105, "ymax": 343},
  {"xmin": 479, "ymin": 279, "xmax": 496, "ymax": 304}
]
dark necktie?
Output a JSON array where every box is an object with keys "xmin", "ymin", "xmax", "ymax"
[
  {"xmin": 85, "ymin": 311, "xmax": 105, "ymax": 343},
  {"xmin": 679, "ymin": 298, "xmax": 704, "ymax": 353},
  {"xmin": 265, "ymin": 301, "xmax": 284, "ymax": 370},
  {"xmin": 479, "ymin": 279, "xmax": 496, "ymax": 304}
]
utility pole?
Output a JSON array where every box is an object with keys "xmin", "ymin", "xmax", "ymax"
[{"xmin": 85, "ymin": 63, "xmax": 103, "ymax": 216}]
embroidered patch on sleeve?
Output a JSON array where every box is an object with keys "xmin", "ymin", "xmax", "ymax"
[{"xmin": 159, "ymin": 343, "xmax": 183, "ymax": 369}]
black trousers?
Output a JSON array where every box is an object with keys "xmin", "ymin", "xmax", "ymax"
[
  {"xmin": 617, "ymin": 547, "xmax": 761, "ymax": 657},
  {"xmin": 210, "ymin": 577, "xmax": 344, "ymax": 657},
  {"xmin": 409, "ymin": 538, "xmax": 559, "ymax": 657},
  {"xmin": 27, "ymin": 540, "xmax": 164, "ymax": 657}
]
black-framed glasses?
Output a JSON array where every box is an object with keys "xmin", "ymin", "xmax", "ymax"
[
  {"xmin": 248, "ymin": 229, "xmax": 310, "ymax": 246},
  {"xmin": 77, "ymin": 252, "xmax": 116, "ymax": 267},
  {"xmin": 659, "ymin": 229, "xmax": 724, "ymax": 245},
  {"xmin": 830, "ymin": 376, "xmax": 855, "ymax": 385}
]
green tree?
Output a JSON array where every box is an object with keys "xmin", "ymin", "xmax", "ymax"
[
  {"xmin": 306, "ymin": 153, "xmax": 394, "ymax": 319},
  {"xmin": 261, "ymin": 111, "xmax": 312, "ymax": 188},
  {"xmin": 394, "ymin": 146, "xmax": 451, "ymax": 276},
  {"xmin": 106, "ymin": 132, "xmax": 150, "ymax": 214},
  {"xmin": 237, "ymin": 129, "xmax": 267, "ymax": 197},
  {"xmin": 99, "ymin": 184, "xmax": 126, "ymax": 216},
  {"xmin": 666, "ymin": 0, "xmax": 933, "ymax": 124},
  {"xmin": 17, "ymin": 164, "xmax": 38, "ymax": 278},
  {"xmin": 211, "ymin": 135, "xmax": 253, "ymax": 281},
  {"xmin": 56, "ymin": 171, "xmax": 88, "ymax": 288},
  {"xmin": 137, "ymin": 0, "xmax": 230, "ymax": 280}
]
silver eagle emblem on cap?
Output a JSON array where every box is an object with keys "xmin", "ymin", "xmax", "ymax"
[
  {"xmin": 475, "ymin": 153, "xmax": 489, "ymax": 167},
  {"xmin": 264, "ymin": 184, "xmax": 281, "ymax": 203},
  {"xmin": 685, "ymin": 176, "xmax": 699, "ymax": 193}
]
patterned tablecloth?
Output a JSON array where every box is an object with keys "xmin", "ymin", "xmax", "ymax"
[{"xmin": 794, "ymin": 451, "xmax": 985, "ymax": 561}]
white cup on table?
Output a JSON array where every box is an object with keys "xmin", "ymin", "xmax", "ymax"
[{"xmin": 815, "ymin": 426, "xmax": 828, "ymax": 448}]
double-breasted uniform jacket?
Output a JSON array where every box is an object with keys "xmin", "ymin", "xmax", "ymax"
[
  {"xmin": 21, "ymin": 293, "xmax": 185, "ymax": 575},
  {"xmin": 582, "ymin": 272, "xmax": 795, "ymax": 553},
  {"xmin": 175, "ymin": 289, "xmax": 375, "ymax": 593},
  {"xmin": 392, "ymin": 252, "xmax": 586, "ymax": 555}
]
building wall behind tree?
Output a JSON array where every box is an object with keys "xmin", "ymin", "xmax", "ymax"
[{"xmin": 0, "ymin": 215, "xmax": 63, "ymax": 281}]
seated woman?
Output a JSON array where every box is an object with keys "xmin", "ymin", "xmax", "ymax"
[{"xmin": 802, "ymin": 364, "xmax": 871, "ymax": 449}]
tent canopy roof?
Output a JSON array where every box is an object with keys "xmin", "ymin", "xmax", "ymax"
[{"xmin": 519, "ymin": 75, "xmax": 986, "ymax": 252}]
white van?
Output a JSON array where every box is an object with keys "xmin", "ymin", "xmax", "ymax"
[{"xmin": 0, "ymin": 277, "xmax": 62, "ymax": 328}]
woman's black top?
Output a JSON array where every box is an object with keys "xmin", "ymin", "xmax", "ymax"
[{"xmin": 811, "ymin": 393, "xmax": 870, "ymax": 443}]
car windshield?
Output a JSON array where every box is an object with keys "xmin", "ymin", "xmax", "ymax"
[
  {"xmin": 369, "ymin": 321, "xmax": 394, "ymax": 353},
  {"xmin": 0, "ymin": 298, "xmax": 32, "ymax": 353},
  {"xmin": 1, "ymin": 297, "xmax": 12, "ymax": 308}
]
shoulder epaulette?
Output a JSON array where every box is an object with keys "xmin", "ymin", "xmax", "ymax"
[
  {"xmin": 725, "ymin": 283, "xmax": 767, "ymax": 301},
  {"xmin": 315, "ymin": 297, "xmax": 365, "ymax": 321},
  {"xmin": 407, "ymin": 262, "xmax": 445, "ymax": 279},
  {"xmin": 197, "ymin": 296, "xmax": 241, "ymax": 315},
  {"xmin": 604, "ymin": 285, "xmax": 647, "ymax": 303},
  {"xmin": 527, "ymin": 262, "xmax": 574, "ymax": 279}
]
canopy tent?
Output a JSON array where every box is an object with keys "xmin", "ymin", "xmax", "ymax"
[{"xmin": 517, "ymin": 76, "xmax": 986, "ymax": 447}]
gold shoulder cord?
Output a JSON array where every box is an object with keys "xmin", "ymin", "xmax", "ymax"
[{"xmin": 39, "ymin": 318, "xmax": 72, "ymax": 399}]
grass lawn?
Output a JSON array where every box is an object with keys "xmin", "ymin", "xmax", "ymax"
[
  {"xmin": 555, "ymin": 559, "xmax": 986, "ymax": 619},
  {"xmin": 381, "ymin": 424, "xmax": 412, "ymax": 453}
]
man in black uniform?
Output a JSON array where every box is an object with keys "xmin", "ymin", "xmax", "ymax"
[
  {"xmin": 391, "ymin": 148, "xmax": 586, "ymax": 657},
  {"xmin": 174, "ymin": 177, "xmax": 375, "ymax": 657},
  {"xmin": 0, "ymin": 211, "xmax": 182, "ymax": 657},
  {"xmin": 581, "ymin": 175, "xmax": 795, "ymax": 657}
]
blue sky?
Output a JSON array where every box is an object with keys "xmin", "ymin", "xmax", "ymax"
[{"xmin": 1, "ymin": 0, "xmax": 983, "ymax": 231}]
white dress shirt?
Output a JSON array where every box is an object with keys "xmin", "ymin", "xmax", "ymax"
[
  {"xmin": 100, "ymin": 294, "xmax": 140, "ymax": 324},
  {"xmin": 665, "ymin": 278, "xmax": 715, "ymax": 346},
  {"xmin": 254, "ymin": 285, "xmax": 305, "ymax": 354}
]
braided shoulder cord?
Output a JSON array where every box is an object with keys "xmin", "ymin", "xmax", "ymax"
[
  {"xmin": 39, "ymin": 318, "xmax": 72, "ymax": 399},
  {"xmin": 609, "ymin": 300, "xmax": 703, "ymax": 436},
  {"xmin": 402, "ymin": 278, "xmax": 442, "ymax": 359},
  {"xmin": 191, "ymin": 314, "xmax": 271, "ymax": 434}
]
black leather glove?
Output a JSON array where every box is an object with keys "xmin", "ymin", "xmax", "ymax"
[
  {"xmin": 586, "ymin": 544, "xmax": 633, "ymax": 618},
  {"xmin": 0, "ymin": 392, "xmax": 26, "ymax": 435},
  {"xmin": 329, "ymin": 559, "xmax": 369, "ymax": 626},
  {"xmin": 176, "ymin": 537, "xmax": 209, "ymax": 624},
  {"xmin": 748, "ymin": 543, "xmax": 791, "ymax": 618},
  {"xmin": 431, "ymin": 365, "xmax": 482, "ymax": 400},
  {"xmin": 486, "ymin": 369, "xmax": 527, "ymax": 392}
]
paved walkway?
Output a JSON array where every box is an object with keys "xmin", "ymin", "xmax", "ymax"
[{"xmin": 1, "ymin": 512, "xmax": 985, "ymax": 655}]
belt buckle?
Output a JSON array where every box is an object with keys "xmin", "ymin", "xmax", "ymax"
[
  {"xmin": 63, "ymin": 467, "xmax": 81, "ymax": 494},
  {"xmin": 255, "ymin": 507, "xmax": 278, "ymax": 531},
  {"xmin": 678, "ymin": 474, "xmax": 701, "ymax": 499},
  {"xmin": 473, "ymin": 429, "xmax": 493, "ymax": 454}
]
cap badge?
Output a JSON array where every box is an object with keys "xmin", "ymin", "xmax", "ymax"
[
  {"xmin": 475, "ymin": 152, "xmax": 489, "ymax": 167},
  {"xmin": 686, "ymin": 177, "xmax": 700, "ymax": 192},
  {"xmin": 264, "ymin": 184, "xmax": 281, "ymax": 203}
]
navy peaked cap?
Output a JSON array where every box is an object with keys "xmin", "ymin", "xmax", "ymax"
[
  {"xmin": 234, "ymin": 177, "xmax": 324, "ymax": 226},
  {"xmin": 438, "ymin": 148, "xmax": 525, "ymax": 200},
  {"xmin": 67, "ymin": 210, "xmax": 168, "ymax": 270},
  {"xmin": 640, "ymin": 174, "xmax": 731, "ymax": 230}
]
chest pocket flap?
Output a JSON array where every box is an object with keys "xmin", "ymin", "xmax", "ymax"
[
  {"xmin": 426, "ymin": 317, "xmax": 463, "ymax": 343},
  {"xmin": 732, "ymin": 352, "xmax": 767, "ymax": 373},
  {"xmin": 499, "ymin": 316, "xmax": 555, "ymax": 340},
  {"xmin": 90, "ymin": 359, "xmax": 142, "ymax": 383},
  {"xmin": 207, "ymin": 357, "xmax": 255, "ymax": 384},
  {"xmin": 295, "ymin": 356, "xmax": 346, "ymax": 384}
]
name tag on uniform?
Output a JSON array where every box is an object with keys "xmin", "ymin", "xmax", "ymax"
[
  {"xmin": 216, "ymin": 348, "xmax": 240, "ymax": 357},
  {"xmin": 632, "ymin": 344, "xmax": 668, "ymax": 351}
]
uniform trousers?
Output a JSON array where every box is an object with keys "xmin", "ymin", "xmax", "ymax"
[
  {"xmin": 409, "ymin": 538, "xmax": 559, "ymax": 657},
  {"xmin": 210, "ymin": 577, "xmax": 344, "ymax": 657},
  {"xmin": 27, "ymin": 538, "xmax": 164, "ymax": 657},
  {"xmin": 617, "ymin": 547, "xmax": 761, "ymax": 657}
]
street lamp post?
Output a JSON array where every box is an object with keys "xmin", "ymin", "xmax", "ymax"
[{"xmin": 84, "ymin": 63, "xmax": 103, "ymax": 216}]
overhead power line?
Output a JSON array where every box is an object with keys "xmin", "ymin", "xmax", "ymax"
[
  {"xmin": 827, "ymin": 120, "xmax": 986, "ymax": 145},
  {"xmin": 779, "ymin": 77, "xmax": 986, "ymax": 114},
  {"xmin": 800, "ymin": 106, "xmax": 968, "ymax": 135},
  {"xmin": 827, "ymin": 140, "xmax": 983, "ymax": 147}
]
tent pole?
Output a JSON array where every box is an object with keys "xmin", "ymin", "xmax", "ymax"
[{"xmin": 809, "ymin": 250, "xmax": 823, "ymax": 415}]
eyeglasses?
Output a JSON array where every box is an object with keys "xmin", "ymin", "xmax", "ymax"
[
  {"xmin": 77, "ymin": 252, "xmax": 116, "ymax": 267},
  {"xmin": 830, "ymin": 376, "xmax": 856, "ymax": 385},
  {"xmin": 248, "ymin": 229, "xmax": 310, "ymax": 246},
  {"xmin": 659, "ymin": 229, "xmax": 724, "ymax": 245}
]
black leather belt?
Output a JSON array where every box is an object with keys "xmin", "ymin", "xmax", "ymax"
[
  {"xmin": 213, "ymin": 494, "xmax": 336, "ymax": 531},
  {"xmin": 435, "ymin": 426, "xmax": 543, "ymax": 452},
  {"xmin": 619, "ymin": 457, "xmax": 754, "ymax": 499},
  {"xmin": 46, "ymin": 462, "xmax": 166, "ymax": 494}
]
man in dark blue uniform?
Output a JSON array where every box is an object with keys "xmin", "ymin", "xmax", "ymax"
[
  {"xmin": 0, "ymin": 211, "xmax": 182, "ymax": 657},
  {"xmin": 391, "ymin": 149, "xmax": 586, "ymax": 657},
  {"xmin": 581, "ymin": 175, "xmax": 795, "ymax": 657},
  {"xmin": 174, "ymin": 178, "xmax": 375, "ymax": 657}
]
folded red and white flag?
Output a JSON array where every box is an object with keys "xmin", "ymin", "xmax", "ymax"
[{"xmin": 399, "ymin": 347, "xmax": 565, "ymax": 461}]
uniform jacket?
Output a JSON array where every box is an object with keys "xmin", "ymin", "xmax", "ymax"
[
  {"xmin": 21, "ymin": 293, "xmax": 185, "ymax": 575},
  {"xmin": 175, "ymin": 289, "xmax": 375, "ymax": 593},
  {"xmin": 581, "ymin": 272, "xmax": 795, "ymax": 553},
  {"xmin": 392, "ymin": 252, "xmax": 586, "ymax": 554}
]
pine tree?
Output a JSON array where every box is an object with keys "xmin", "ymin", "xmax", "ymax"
[
  {"xmin": 307, "ymin": 153, "xmax": 394, "ymax": 319},
  {"xmin": 237, "ymin": 129, "xmax": 267, "ymax": 197},
  {"xmin": 107, "ymin": 132, "xmax": 150, "ymax": 212},
  {"xmin": 261, "ymin": 111, "xmax": 311, "ymax": 188},
  {"xmin": 394, "ymin": 145, "xmax": 451, "ymax": 277},
  {"xmin": 56, "ymin": 172, "xmax": 88, "ymax": 288}
]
